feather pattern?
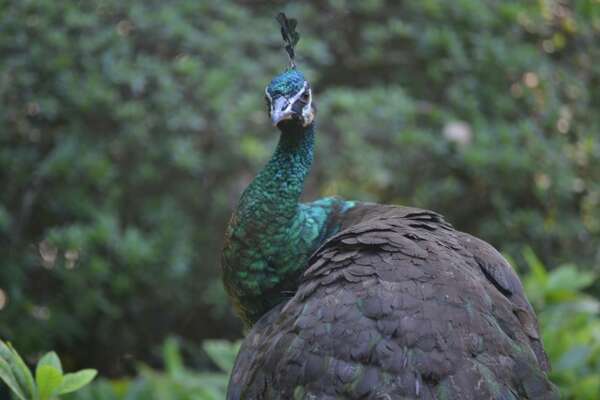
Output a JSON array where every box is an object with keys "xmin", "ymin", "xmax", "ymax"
[{"xmin": 227, "ymin": 203, "xmax": 559, "ymax": 400}]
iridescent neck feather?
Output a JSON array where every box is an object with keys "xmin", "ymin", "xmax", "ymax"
[{"xmin": 222, "ymin": 121, "xmax": 353, "ymax": 327}]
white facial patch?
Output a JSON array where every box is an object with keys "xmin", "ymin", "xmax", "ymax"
[
  {"xmin": 300, "ymin": 86, "xmax": 313, "ymax": 126},
  {"xmin": 265, "ymin": 82, "xmax": 313, "ymax": 127}
]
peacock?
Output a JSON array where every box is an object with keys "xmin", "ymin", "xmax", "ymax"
[{"xmin": 221, "ymin": 13, "xmax": 559, "ymax": 400}]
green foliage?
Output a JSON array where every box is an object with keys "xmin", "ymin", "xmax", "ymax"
[
  {"xmin": 0, "ymin": 0, "xmax": 599, "ymax": 379},
  {"xmin": 522, "ymin": 250, "xmax": 600, "ymax": 399},
  {"xmin": 0, "ymin": 340, "xmax": 96, "ymax": 400},
  {"xmin": 65, "ymin": 339, "xmax": 239, "ymax": 400}
]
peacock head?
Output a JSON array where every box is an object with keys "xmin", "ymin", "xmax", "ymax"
[{"xmin": 265, "ymin": 69, "xmax": 314, "ymax": 129}]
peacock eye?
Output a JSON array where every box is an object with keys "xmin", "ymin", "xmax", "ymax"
[{"xmin": 300, "ymin": 91, "xmax": 310, "ymax": 102}]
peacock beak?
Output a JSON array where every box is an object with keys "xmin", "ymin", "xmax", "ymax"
[{"xmin": 270, "ymin": 96, "xmax": 296, "ymax": 126}]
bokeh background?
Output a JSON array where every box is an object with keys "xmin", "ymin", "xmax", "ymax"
[{"xmin": 1, "ymin": 0, "xmax": 600, "ymax": 399}]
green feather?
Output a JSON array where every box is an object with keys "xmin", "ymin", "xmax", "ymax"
[{"xmin": 222, "ymin": 81, "xmax": 354, "ymax": 326}]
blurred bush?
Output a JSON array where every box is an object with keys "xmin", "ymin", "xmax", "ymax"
[
  {"xmin": 64, "ymin": 339, "xmax": 238, "ymax": 400},
  {"xmin": 521, "ymin": 249, "xmax": 600, "ymax": 399},
  {"xmin": 0, "ymin": 0, "xmax": 599, "ymax": 374}
]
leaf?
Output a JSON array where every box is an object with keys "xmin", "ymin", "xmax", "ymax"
[
  {"xmin": 202, "ymin": 340, "xmax": 241, "ymax": 373},
  {"xmin": 0, "ymin": 357, "xmax": 26, "ymax": 400},
  {"xmin": 162, "ymin": 338, "xmax": 183, "ymax": 376},
  {"xmin": 555, "ymin": 345, "xmax": 590, "ymax": 372},
  {"xmin": 523, "ymin": 247, "xmax": 547, "ymax": 285},
  {"xmin": 0, "ymin": 340, "xmax": 11, "ymax": 361},
  {"xmin": 0, "ymin": 341, "xmax": 36, "ymax": 400},
  {"xmin": 547, "ymin": 265, "xmax": 595, "ymax": 294},
  {"xmin": 56, "ymin": 369, "xmax": 97, "ymax": 394},
  {"xmin": 37, "ymin": 351, "xmax": 63, "ymax": 374},
  {"xmin": 36, "ymin": 365, "xmax": 63, "ymax": 400}
]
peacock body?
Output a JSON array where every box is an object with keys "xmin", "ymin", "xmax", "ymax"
[{"xmin": 221, "ymin": 14, "xmax": 559, "ymax": 400}]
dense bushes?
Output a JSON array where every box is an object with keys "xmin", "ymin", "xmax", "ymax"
[
  {"xmin": 65, "ymin": 339, "xmax": 238, "ymax": 400},
  {"xmin": 521, "ymin": 251, "xmax": 600, "ymax": 399},
  {"xmin": 1, "ymin": 0, "xmax": 599, "ymax": 376}
]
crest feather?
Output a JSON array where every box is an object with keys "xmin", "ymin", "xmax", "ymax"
[{"xmin": 276, "ymin": 12, "xmax": 301, "ymax": 67}]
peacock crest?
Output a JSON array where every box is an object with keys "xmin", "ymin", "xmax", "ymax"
[{"xmin": 276, "ymin": 12, "xmax": 300, "ymax": 68}]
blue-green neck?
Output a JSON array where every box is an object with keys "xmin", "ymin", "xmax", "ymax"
[
  {"xmin": 223, "ymin": 123, "xmax": 349, "ymax": 327},
  {"xmin": 238, "ymin": 123, "xmax": 315, "ymax": 220}
]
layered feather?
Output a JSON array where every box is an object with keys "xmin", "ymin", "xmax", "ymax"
[{"xmin": 227, "ymin": 203, "xmax": 558, "ymax": 400}]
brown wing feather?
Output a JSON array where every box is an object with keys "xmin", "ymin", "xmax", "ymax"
[{"xmin": 228, "ymin": 205, "xmax": 558, "ymax": 400}]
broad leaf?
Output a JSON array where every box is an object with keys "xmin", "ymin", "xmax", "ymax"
[
  {"xmin": 0, "ymin": 340, "xmax": 11, "ymax": 361},
  {"xmin": 163, "ymin": 338, "xmax": 183, "ymax": 376},
  {"xmin": 0, "ymin": 341, "xmax": 35, "ymax": 400},
  {"xmin": 57, "ymin": 369, "xmax": 97, "ymax": 394},
  {"xmin": 0, "ymin": 357, "xmax": 26, "ymax": 400},
  {"xmin": 36, "ymin": 365, "xmax": 63, "ymax": 400},
  {"xmin": 37, "ymin": 352, "xmax": 63, "ymax": 374},
  {"xmin": 523, "ymin": 247, "xmax": 548, "ymax": 285}
]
